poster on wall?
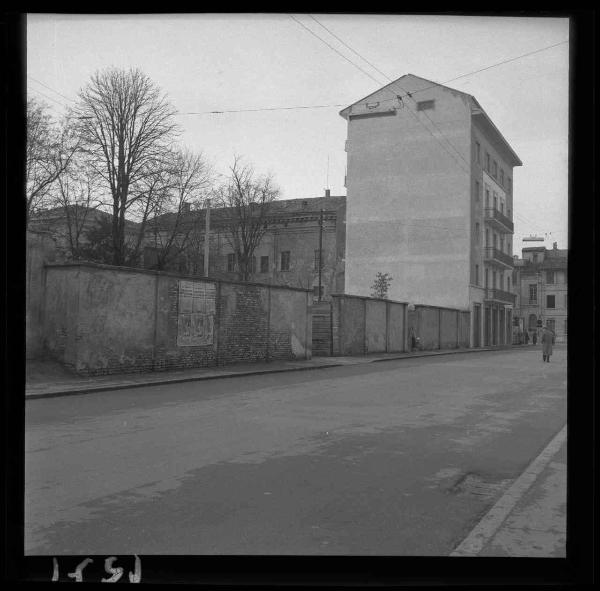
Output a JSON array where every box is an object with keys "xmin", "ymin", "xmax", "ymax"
[{"xmin": 177, "ymin": 280, "xmax": 216, "ymax": 346}]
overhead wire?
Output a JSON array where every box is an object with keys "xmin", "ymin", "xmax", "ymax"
[
  {"xmin": 28, "ymin": 75, "xmax": 76, "ymax": 104},
  {"xmin": 26, "ymin": 35, "xmax": 568, "ymax": 119},
  {"xmin": 293, "ymin": 14, "xmax": 471, "ymax": 176}
]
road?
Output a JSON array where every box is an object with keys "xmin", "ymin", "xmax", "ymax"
[{"xmin": 25, "ymin": 346, "xmax": 567, "ymax": 555}]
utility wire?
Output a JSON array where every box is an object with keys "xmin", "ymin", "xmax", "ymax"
[
  {"xmin": 28, "ymin": 75, "xmax": 76, "ymax": 104},
  {"xmin": 307, "ymin": 14, "xmax": 480, "ymax": 172},
  {"xmin": 289, "ymin": 14, "xmax": 387, "ymax": 88},
  {"xmin": 26, "ymin": 37, "xmax": 568, "ymax": 118},
  {"xmin": 28, "ymin": 86, "xmax": 69, "ymax": 109},
  {"xmin": 293, "ymin": 14, "xmax": 470, "ymax": 175},
  {"xmin": 183, "ymin": 103, "xmax": 346, "ymax": 115},
  {"xmin": 335, "ymin": 38, "xmax": 569, "ymax": 110}
]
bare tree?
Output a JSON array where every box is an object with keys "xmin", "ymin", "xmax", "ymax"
[
  {"xmin": 53, "ymin": 160, "xmax": 106, "ymax": 260},
  {"xmin": 142, "ymin": 148, "xmax": 213, "ymax": 270},
  {"xmin": 214, "ymin": 157, "xmax": 280, "ymax": 281},
  {"xmin": 73, "ymin": 67, "xmax": 180, "ymax": 265},
  {"xmin": 26, "ymin": 99, "xmax": 80, "ymax": 226}
]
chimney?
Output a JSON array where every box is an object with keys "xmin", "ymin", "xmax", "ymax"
[
  {"xmin": 553, "ymin": 242, "xmax": 557, "ymax": 250},
  {"xmin": 325, "ymin": 189, "xmax": 331, "ymax": 197}
]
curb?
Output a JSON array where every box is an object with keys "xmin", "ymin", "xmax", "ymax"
[
  {"xmin": 450, "ymin": 424, "xmax": 567, "ymax": 556},
  {"xmin": 26, "ymin": 346, "xmax": 519, "ymax": 400}
]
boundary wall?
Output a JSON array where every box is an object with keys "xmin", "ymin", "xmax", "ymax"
[
  {"xmin": 329, "ymin": 294, "xmax": 470, "ymax": 356},
  {"xmin": 41, "ymin": 262, "xmax": 312, "ymax": 375}
]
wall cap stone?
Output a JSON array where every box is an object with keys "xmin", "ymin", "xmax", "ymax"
[{"xmin": 44, "ymin": 261, "xmax": 311, "ymax": 293}]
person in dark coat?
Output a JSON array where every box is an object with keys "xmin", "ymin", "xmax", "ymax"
[
  {"xmin": 541, "ymin": 326, "xmax": 555, "ymax": 362},
  {"xmin": 532, "ymin": 331, "xmax": 537, "ymax": 345},
  {"xmin": 524, "ymin": 331, "xmax": 529, "ymax": 345}
]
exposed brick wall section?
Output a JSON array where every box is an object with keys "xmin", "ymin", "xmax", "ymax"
[
  {"xmin": 42, "ymin": 263, "xmax": 311, "ymax": 376},
  {"xmin": 218, "ymin": 283, "xmax": 269, "ymax": 365}
]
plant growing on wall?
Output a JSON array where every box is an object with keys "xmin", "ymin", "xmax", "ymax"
[{"xmin": 371, "ymin": 272, "xmax": 393, "ymax": 299}]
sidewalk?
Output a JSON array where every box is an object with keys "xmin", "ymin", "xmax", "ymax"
[
  {"xmin": 478, "ymin": 437, "xmax": 566, "ymax": 557},
  {"xmin": 451, "ymin": 425, "xmax": 567, "ymax": 558},
  {"xmin": 25, "ymin": 345, "xmax": 518, "ymax": 400}
]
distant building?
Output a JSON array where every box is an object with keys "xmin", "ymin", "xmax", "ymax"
[
  {"xmin": 143, "ymin": 194, "xmax": 346, "ymax": 301},
  {"xmin": 512, "ymin": 243, "xmax": 568, "ymax": 343},
  {"xmin": 340, "ymin": 73, "xmax": 522, "ymax": 347},
  {"xmin": 28, "ymin": 205, "xmax": 140, "ymax": 262}
]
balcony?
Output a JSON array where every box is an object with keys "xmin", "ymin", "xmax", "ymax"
[
  {"xmin": 484, "ymin": 246, "xmax": 514, "ymax": 269},
  {"xmin": 485, "ymin": 288, "xmax": 516, "ymax": 305},
  {"xmin": 484, "ymin": 207, "xmax": 514, "ymax": 233}
]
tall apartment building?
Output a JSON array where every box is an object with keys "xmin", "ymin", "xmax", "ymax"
[
  {"xmin": 340, "ymin": 74, "xmax": 522, "ymax": 347},
  {"xmin": 512, "ymin": 243, "xmax": 568, "ymax": 343}
]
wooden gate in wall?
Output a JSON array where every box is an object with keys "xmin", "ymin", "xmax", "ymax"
[{"xmin": 311, "ymin": 301, "xmax": 332, "ymax": 356}]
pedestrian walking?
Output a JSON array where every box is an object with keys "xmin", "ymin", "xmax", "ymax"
[
  {"xmin": 524, "ymin": 331, "xmax": 529, "ymax": 345},
  {"xmin": 541, "ymin": 325, "xmax": 555, "ymax": 362},
  {"xmin": 409, "ymin": 327, "xmax": 417, "ymax": 352},
  {"xmin": 532, "ymin": 331, "xmax": 537, "ymax": 346}
]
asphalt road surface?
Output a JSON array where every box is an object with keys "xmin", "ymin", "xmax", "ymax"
[{"xmin": 25, "ymin": 346, "xmax": 567, "ymax": 555}]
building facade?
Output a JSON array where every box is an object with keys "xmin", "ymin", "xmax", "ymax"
[
  {"xmin": 143, "ymin": 194, "xmax": 346, "ymax": 302},
  {"xmin": 512, "ymin": 243, "xmax": 568, "ymax": 343},
  {"xmin": 340, "ymin": 74, "xmax": 522, "ymax": 347}
]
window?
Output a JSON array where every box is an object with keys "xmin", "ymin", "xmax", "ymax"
[
  {"xmin": 260, "ymin": 255, "xmax": 269, "ymax": 273},
  {"xmin": 500, "ymin": 202, "xmax": 504, "ymax": 215},
  {"xmin": 313, "ymin": 285, "xmax": 324, "ymax": 298},
  {"xmin": 529, "ymin": 284, "xmax": 537, "ymax": 304},
  {"xmin": 532, "ymin": 253, "xmax": 539, "ymax": 263},
  {"xmin": 507, "ymin": 276, "xmax": 511, "ymax": 291},
  {"xmin": 492, "ymin": 160, "xmax": 498, "ymax": 179},
  {"xmin": 508, "ymin": 177, "xmax": 512, "ymax": 194},
  {"xmin": 416, "ymin": 99, "xmax": 435, "ymax": 111},
  {"xmin": 547, "ymin": 318, "xmax": 555, "ymax": 332},
  {"xmin": 546, "ymin": 270, "xmax": 555, "ymax": 284},
  {"xmin": 485, "ymin": 228, "xmax": 490, "ymax": 246},
  {"xmin": 474, "ymin": 180, "xmax": 480, "ymax": 201},
  {"xmin": 500, "ymin": 236, "xmax": 504, "ymax": 252},
  {"xmin": 493, "ymin": 233, "xmax": 498, "ymax": 249},
  {"xmin": 280, "ymin": 251, "xmax": 290, "ymax": 271},
  {"xmin": 475, "ymin": 264, "xmax": 479, "ymax": 285},
  {"xmin": 500, "ymin": 274, "xmax": 504, "ymax": 290},
  {"xmin": 485, "ymin": 187, "xmax": 490, "ymax": 207},
  {"xmin": 493, "ymin": 193, "xmax": 498, "ymax": 210},
  {"xmin": 546, "ymin": 295, "xmax": 555, "ymax": 309},
  {"xmin": 227, "ymin": 253, "xmax": 236, "ymax": 272},
  {"xmin": 314, "ymin": 249, "xmax": 322, "ymax": 271},
  {"xmin": 493, "ymin": 270, "xmax": 497, "ymax": 289},
  {"xmin": 485, "ymin": 152, "xmax": 490, "ymax": 172},
  {"xmin": 485, "ymin": 268, "xmax": 489, "ymax": 288},
  {"xmin": 475, "ymin": 222, "xmax": 480, "ymax": 241},
  {"xmin": 475, "ymin": 141, "xmax": 481, "ymax": 163},
  {"xmin": 500, "ymin": 169, "xmax": 504, "ymax": 186}
]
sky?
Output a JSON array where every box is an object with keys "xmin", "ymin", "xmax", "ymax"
[{"xmin": 26, "ymin": 13, "xmax": 570, "ymax": 252}]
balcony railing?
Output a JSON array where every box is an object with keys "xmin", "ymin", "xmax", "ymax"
[
  {"xmin": 484, "ymin": 208, "xmax": 514, "ymax": 233},
  {"xmin": 484, "ymin": 246, "xmax": 514, "ymax": 269},
  {"xmin": 485, "ymin": 288, "xmax": 516, "ymax": 305}
]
